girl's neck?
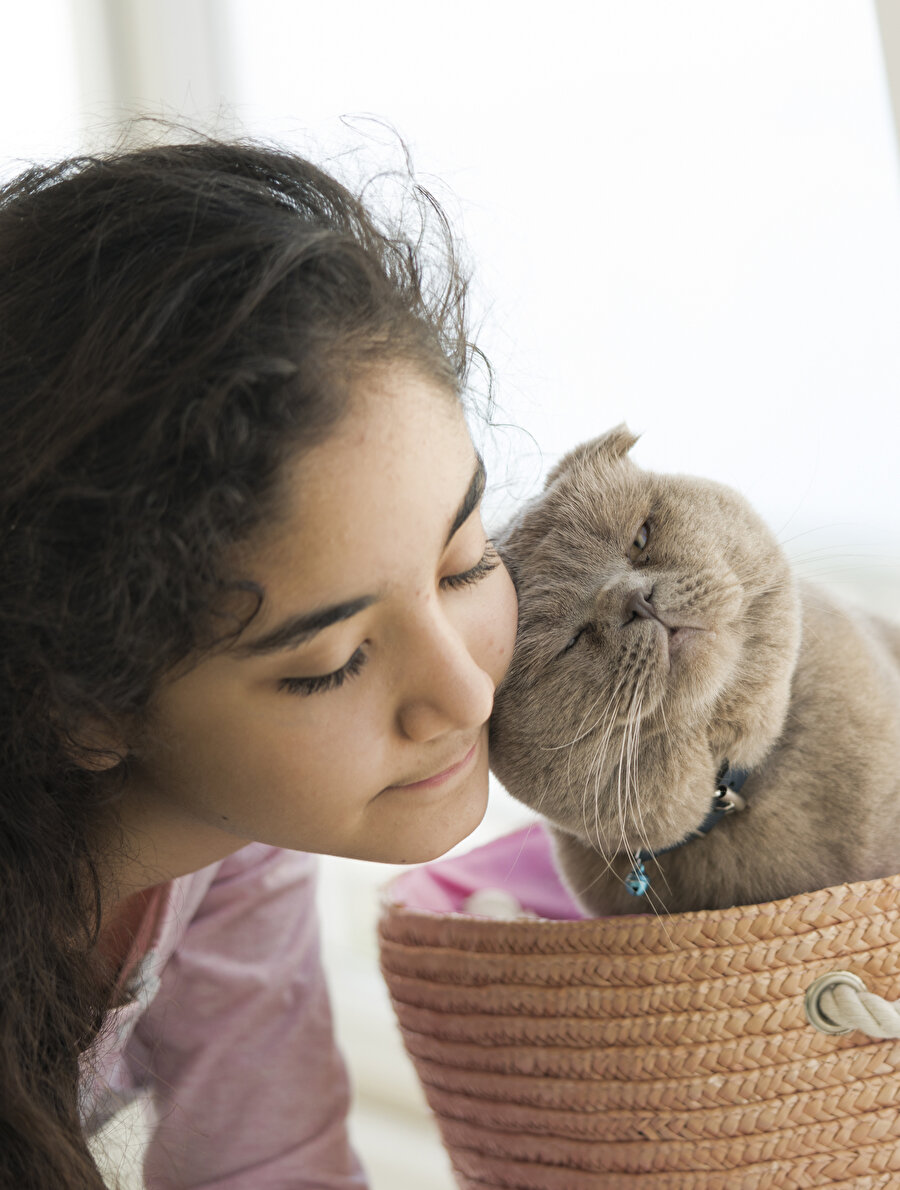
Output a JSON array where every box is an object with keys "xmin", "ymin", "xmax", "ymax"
[
  {"xmin": 96, "ymin": 885, "xmax": 158, "ymax": 972},
  {"xmin": 97, "ymin": 771, "xmax": 251, "ymax": 919}
]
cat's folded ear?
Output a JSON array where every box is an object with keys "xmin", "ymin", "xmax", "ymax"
[{"xmin": 544, "ymin": 424, "xmax": 639, "ymax": 489}]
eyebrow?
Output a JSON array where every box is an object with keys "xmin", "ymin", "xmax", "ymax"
[
  {"xmin": 233, "ymin": 453, "xmax": 486, "ymax": 658},
  {"xmin": 445, "ymin": 452, "xmax": 486, "ymax": 548}
]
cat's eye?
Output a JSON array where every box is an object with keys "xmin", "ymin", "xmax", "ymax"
[
  {"xmin": 630, "ymin": 521, "xmax": 650, "ymax": 560},
  {"xmin": 559, "ymin": 628, "xmax": 586, "ymax": 656}
]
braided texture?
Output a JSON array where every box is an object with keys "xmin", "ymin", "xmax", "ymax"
[{"xmin": 378, "ymin": 866, "xmax": 900, "ymax": 1188}]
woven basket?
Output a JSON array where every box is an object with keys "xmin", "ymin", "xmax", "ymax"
[{"xmin": 378, "ymin": 826, "xmax": 900, "ymax": 1189}]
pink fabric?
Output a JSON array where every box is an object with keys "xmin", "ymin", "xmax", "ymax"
[
  {"xmin": 386, "ymin": 822, "xmax": 587, "ymax": 920},
  {"xmin": 82, "ymin": 843, "xmax": 367, "ymax": 1189}
]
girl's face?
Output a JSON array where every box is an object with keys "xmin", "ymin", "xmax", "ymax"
[{"xmin": 118, "ymin": 368, "xmax": 518, "ymax": 873}]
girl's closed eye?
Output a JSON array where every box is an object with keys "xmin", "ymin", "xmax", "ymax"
[
  {"xmin": 280, "ymin": 542, "xmax": 502, "ymax": 696},
  {"xmin": 280, "ymin": 646, "xmax": 368, "ymax": 697},
  {"xmin": 441, "ymin": 540, "xmax": 501, "ymax": 591}
]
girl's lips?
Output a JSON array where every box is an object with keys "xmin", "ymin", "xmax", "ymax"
[{"xmin": 391, "ymin": 740, "xmax": 479, "ymax": 791}]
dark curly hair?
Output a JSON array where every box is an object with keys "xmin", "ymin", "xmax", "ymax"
[{"xmin": 0, "ymin": 136, "xmax": 480, "ymax": 1188}]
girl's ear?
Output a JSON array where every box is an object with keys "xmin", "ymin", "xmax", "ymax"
[{"xmin": 544, "ymin": 424, "xmax": 639, "ymax": 489}]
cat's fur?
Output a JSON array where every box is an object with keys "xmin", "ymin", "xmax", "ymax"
[{"xmin": 489, "ymin": 426, "xmax": 900, "ymax": 915}]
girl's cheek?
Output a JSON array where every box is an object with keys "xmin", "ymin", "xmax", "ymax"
[{"xmin": 482, "ymin": 566, "xmax": 519, "ymax": 687}]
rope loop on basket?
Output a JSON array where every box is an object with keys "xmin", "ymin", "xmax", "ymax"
[{"xmin": 804, "ymin": 970, "xmax": 900, "ymax": 1039}]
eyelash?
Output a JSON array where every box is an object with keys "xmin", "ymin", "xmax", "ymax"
[
  {"xmin": 441, "ymin": 541, "xmax": 501, "ymax": 591},
  {"xmin": 280, "ymin": 646, "xmax": 367, "ymax": 697},
  {"xmin": 279, "ymin": 543, "xmax": 501, "ymax": 697}
]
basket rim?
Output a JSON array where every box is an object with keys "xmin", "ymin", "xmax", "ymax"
[{"xmin": 380, "ymin": 868, "xmax": 900, "ymax": 952}]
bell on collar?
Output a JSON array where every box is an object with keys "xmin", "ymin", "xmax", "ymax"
[{"xmin": 626, "ymin": 854, "xmax": 651, "ymax": 897}]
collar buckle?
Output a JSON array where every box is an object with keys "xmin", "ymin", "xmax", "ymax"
[{"xmin": 714, "ymin": 786, "xmax": 747, "ymax": 815}]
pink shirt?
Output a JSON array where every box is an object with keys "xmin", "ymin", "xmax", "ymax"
[{"xmin": 80, "ymin": 843, "xmax": 368, "ymax": 1189}]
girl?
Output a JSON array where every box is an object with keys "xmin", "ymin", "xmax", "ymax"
[{"xmin": 0, "ymin": 138, "xmax": 518, "ymax": 1189}]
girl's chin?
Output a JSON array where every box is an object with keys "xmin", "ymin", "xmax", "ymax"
[{"xmin": 364, "ymin": 784, "xmax": 489, "ymax": 865}]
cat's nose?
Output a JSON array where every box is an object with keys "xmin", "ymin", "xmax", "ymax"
[{"xmin": 623, "ymin": 588, "xmax": 656, "ymax": 623}]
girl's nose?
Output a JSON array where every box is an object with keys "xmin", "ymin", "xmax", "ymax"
[{"xmin": 396, "ymin": 611, "xmax": 495, "ymax": 743}]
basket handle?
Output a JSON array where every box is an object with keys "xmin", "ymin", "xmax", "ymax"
[{"xmin": 804, "ymin": 970, "xmax": 900, "ymax": 1039}]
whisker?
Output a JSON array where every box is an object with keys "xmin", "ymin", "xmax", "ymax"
[
  {"xmin": 581, "ymin": 690, "xmax": 624, "ymax": 852},
  {"xmin": 615, "ymin": 695, "xmax": 634, "ymax": 861},
  {"xmin": 555, "ymin": 669, "xmax": 631, "ymax": 760},
  {"xmin": 626, "ymin": 689, "xmax": 654, "ymax": 861},
  {"xmin": 584, "ymin": 687, "xmax": 631, "ymax": 878}
]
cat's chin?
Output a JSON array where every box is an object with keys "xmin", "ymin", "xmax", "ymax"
[
  {"xmin": 641, "ymin": 620, "xmax": 707, "ymax": 684},
  {"xmin": 667, "ymin": 626, "xmax": 709, "ymax": 660},
  {"xmin": 662, "ymin": 624, "xmax": 740, "ymax": 716}
]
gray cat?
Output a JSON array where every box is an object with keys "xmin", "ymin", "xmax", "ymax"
[{"xmin": 489, "ymin": 426, "xmax": 900, "ymax": 916}]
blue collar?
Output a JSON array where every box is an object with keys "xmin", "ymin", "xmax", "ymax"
[{"xmin": 625, "ymin": 762, "xmax": 750, "ymax": 897}]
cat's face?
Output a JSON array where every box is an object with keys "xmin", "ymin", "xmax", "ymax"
[{"xmin": 489, "ymin": 426, "xmax": 801, "ymax": 857}]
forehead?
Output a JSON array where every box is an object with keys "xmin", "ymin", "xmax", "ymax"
[
  {"xmin": 512, "ymin": 463, "xmax": 647, "ymax": 562},
  {"xmin": 231, "ymin": 369, "xmax": 474, "ymax": 602}
]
